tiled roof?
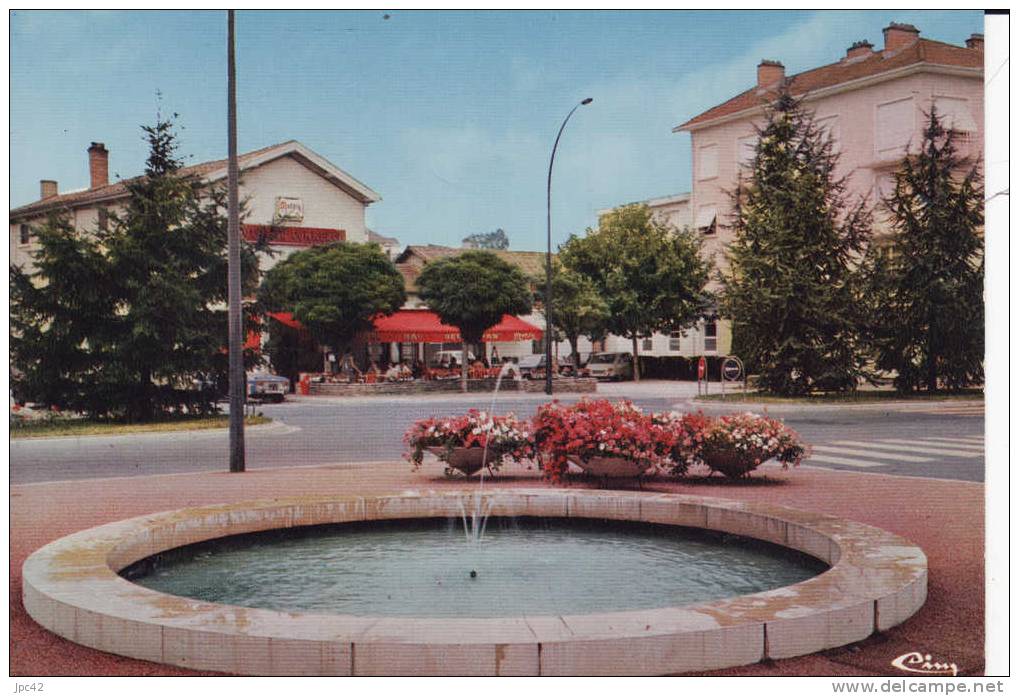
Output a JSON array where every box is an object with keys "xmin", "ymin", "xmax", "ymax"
[
  {"xmin": 368, "ymin": 229, "xmax": 400, "ymax": 245},
  {"xmin": 677, "ymin": 38, "xmax": 982, "ymax": 131},
  {"xmin": 395, "ymin": 245, "xmax": 553, "ymax": 294},
  {"xmin": 10, "ymin": 141, "xmax": 297, "ymax": 220}
]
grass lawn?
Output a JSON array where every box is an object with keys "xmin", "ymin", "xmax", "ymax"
[
  {"xmin": 694, "ymin": 388, "xmax": 983, "ymax": 404},
  {"xmin": 10, "ymin": 414, "xmax": 272, "ymax": 439}
]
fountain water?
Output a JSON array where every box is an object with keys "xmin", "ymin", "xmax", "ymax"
[{"xmin": 456, "ymin": 361, "xmax": 518, "ymax": 563}]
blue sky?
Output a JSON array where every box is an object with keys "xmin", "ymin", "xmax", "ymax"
[{"xmin": 10, "ymin": 10, "xmax": 983, "ymax": 251}]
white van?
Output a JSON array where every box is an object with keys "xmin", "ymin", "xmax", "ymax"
[
  {"xmin": 585, "ymin": 352, "xmax": 634, "ymax": 381},
  {"xmin": 430, "ymin": 350, "xmax": 476, "ymax": 368}
]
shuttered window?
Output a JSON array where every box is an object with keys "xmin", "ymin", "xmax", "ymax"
[
  {"xmin": 876, "ymin": 97, "xmax": 915, "ymax": 158},
  {"xmin": 698, "ymin": 144, "xmax": 719, "ymax": 180}
]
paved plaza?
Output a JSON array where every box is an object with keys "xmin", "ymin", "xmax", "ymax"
[{"xmin": 11, "ymin": 443, "xmax": 984, "ymax": 675}]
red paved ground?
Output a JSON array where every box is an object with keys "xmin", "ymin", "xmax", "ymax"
[{"xmin": 10, "ymin": 461, "xmax": 985, "ymax": 676}]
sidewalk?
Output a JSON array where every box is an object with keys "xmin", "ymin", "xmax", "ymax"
[{"xmin": 10, "ymin": 460, "xmax": 984, "ymax": 676}]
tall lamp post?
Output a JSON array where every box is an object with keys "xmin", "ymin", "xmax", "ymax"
[
  {"xmin": 227, "ymin": 10, "xmax": 245, "ymax": 472},
  {"xmin": 546, "ymin": 97, "xmax": 593, "ymax": 396}
]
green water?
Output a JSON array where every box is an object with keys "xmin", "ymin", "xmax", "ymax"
[{"xmin": 125, "ymin": 517, "xmax": 826, "ymax": 618}]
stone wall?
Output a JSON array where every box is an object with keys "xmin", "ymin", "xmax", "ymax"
[{"xmin": 309, "ymin": 377, "xmax": 597, "ymax": 397}]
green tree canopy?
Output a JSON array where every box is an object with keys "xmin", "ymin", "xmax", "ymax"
[
  {"xmin": 865, "ymin": 109, "xmax": 984, "ymax": 392},
  {"xmin": 258, "ymin": 242, "xmax": 406, "ymax": 357},
  {"xmin": 533, "ymin": 262, "xmax": 609, "ymax": 367},
  {"xmin": 559, "ymin": 204, "xmax": 710, "ymax": 380},
  {"xmin": 721, "ymin": 93, "xmax": 872, "ymax": 395},
  {"xmin": 10, "ymin": 116, "xmax": 260, "ymax": 421},
  {"xmin": 462, "ymin": 228, "xmax": 510, "ymax": 249},
  {"xmin": 416, "ymin": 250, "xmax": 532, "ymax": 390}
]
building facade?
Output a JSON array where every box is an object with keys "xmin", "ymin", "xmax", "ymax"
[
  {"xmin": 10, "ymin": 140, "xmax": 381, "ymax": 273},
  {"xmin": 674, "ymin": 23, "xmax": 984, "ymax": 280},
  {"xmin": 604, "ymin": 22, "xmax": 984, "ymax": 364}
]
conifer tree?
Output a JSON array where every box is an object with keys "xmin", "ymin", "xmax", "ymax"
[
  {"xmin": 867, "ymin": 109, "xmax": 984, "ymax": 392},
  {"xmin": 10, "ymin": 116, "xmax": 259, "ymax": 421},
  {"xmin": 721, "ymin": 92, "xmax": 872, "ymax": 395}
]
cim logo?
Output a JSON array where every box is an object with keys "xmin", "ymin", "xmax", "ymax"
[
  {"xmin": 274, "ymin": 197, "xmax": 304, "ymax": 222},
  {"xmin": 890, "ymin": 652, "xmax": 959, "ymax": 676}
]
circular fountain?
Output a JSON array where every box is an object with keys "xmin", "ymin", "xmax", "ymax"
[{"xmin": 22, "ymin": 490, "xmax": 927, "ymax": 676}]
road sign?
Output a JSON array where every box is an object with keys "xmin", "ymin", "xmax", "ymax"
[
  {"xmin": 722, "ymin": 357, "xmax": 743, "ymax": 382},
  {"xmin": 697, "ymin": 356, "xmax": 707, "ymax": 380}
]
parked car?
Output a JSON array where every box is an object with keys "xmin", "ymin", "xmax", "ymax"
[
  {"xmin": 517, "ymin": 355, "xmax": 581, "ymax": 380},
  {"xmin": 246, "ymin": 372, "xmax": 290, "ymax": 402},
  {"xmin": 585, "ymin": 352, "xmax": 634, "ymax": 381}
]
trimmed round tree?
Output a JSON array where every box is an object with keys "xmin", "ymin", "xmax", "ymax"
[
  {"xmin": 559, "ymin": 204, "xmax": 710, "ymax": 381},
  {"xmin": 416, "ymin": 251, "xmax": 532, "ymax": 392},
  {"xmin": 258, "ymin": 242, "xmax": 406, "ymax": 371},
  {"xmin": 534, "ymin": 262, "xmax": 609, "ymax": 369}
]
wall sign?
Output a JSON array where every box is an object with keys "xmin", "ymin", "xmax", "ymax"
[{"xmin": 274, "ymin": 197, "xmax": 304, "ymax": 223}]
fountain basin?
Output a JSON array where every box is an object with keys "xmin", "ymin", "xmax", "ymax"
[{"xmin": 22, "ymin": 490, "xmax": 927, "ymax": 676}]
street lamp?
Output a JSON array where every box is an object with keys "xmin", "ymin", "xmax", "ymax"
[{"xmin": 546, "ymin": 97, "xmax": 593, "ymax": 396}]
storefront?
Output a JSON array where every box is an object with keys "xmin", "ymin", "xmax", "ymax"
[{"xmin": 262, "ymin": 309, "xmax": 543, "ymax": 383}]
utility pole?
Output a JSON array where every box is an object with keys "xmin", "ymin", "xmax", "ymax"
[{"xmin": 227, "ymin": 10, "xmax": 245, "ymax": 472}]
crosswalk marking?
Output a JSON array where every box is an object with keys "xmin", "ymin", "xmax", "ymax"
[
  {"xmin": 918, "ymin": 438, "xmax": 984, "ymax": 451},
  {"xmin": 807, "ymin": 454, "xmax": 888, "ymax": 468},
  {"xmin": 830, "ymin": 440, "xmax": 983, "ymax": 458},
  {"xmin": 878, "ymin": 438, "xmax": 986, "ymax": 457},
  {"xmin": 804, "ymin": 434, "xmax": 985, "ymax": 471},
  {"xmin": 812, "ymin": 445, "xmax": 933, "ymax": 462}
]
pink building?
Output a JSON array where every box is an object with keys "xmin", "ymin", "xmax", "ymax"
[
  {"xmin": 674, "ymin": 22, "xmax": 984, "ymax": 280},
  {"xmin": 631, "ymin": 22, "xmax": 984, "ymax": 356}
]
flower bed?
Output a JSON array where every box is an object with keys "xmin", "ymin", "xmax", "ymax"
[
  {"xmin": 405, "ymin": 402, "xmax": 807, "ymax": 483},
  {"xmin": 404, "ymin": 409, "xmax": 532, "ymax": 476},
  {"xmin": 651, "ymin": 411, "xmax": 712, "ymax": 476},
  {"xmin": 531, "ymin": 400, "xmax": 675, "ymax": 482},
  {"xmin": 698, "ymin": 412, "xmax": 807, "ymax": 478}
]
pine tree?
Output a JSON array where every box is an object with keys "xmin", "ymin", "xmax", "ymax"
[
  {"xmin": 868, "ymin": 109, "xmax": 984, "ymax": 392},
  {"xmin": 721, "ymin": 92, "xmax": 872, "ymax": 395},
  {"xmin": 10, "ymin": 115, "xmax": 260, "ymax": 421}
]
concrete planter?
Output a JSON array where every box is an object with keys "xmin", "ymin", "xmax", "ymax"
[
  {"xmin": 427, "ymin": 446, "xmax": 491, "ymax": 475},
  {"xmin": 702, "ymin": 447, "xmax": 772, "ymax": 478},
  {"xmin": 568, "ymin": 455, "xmax": 651, "ymax": 478}
]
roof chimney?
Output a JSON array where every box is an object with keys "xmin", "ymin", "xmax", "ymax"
[
  {"xmin": 845, "ymin": 40, "xmax": 874, "ymax": 61},
  {"xmin": 882, "ymin": 23, "xmax": 920, "ymax": 52},
  {"xmin": 88, "ymin": 142, "xmax": 109, "ymax": 189},
  {"xmin": 757, "ymin": 59, "xmax": 785, "ymax": 89},
  {"xmin": 40, "ymin": 180, "xmax": 58, "ymax": 200},
  {"xmin": 965, "ymin": 33, "xmax": 984, "ymax": 51}
]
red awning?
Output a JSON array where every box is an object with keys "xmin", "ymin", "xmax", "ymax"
[
  {"xmin": 267, "ymin": 311, "xmax": 304, "ymax": 330},
  {"xmin": 369, "ymin": 309, "xmax": 542, "ymax": 343}
]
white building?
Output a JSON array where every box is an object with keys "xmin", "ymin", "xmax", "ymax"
[
  {"xmin": 10, "ymin": 139, "xmax": 381, "ymax": 273},
  {"xmin": 592, "ymin": 192, "xmax": 724, "ymax": 359}
]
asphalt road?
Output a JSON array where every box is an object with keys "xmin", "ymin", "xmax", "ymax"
[{"xmin": 9, "ymin": 391, "xmax": 984, "ymax": 485}]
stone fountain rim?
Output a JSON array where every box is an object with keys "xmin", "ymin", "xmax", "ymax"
[{"xmin": 21, "ymin": 489, "xmax": 927, "ymax": 676}]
